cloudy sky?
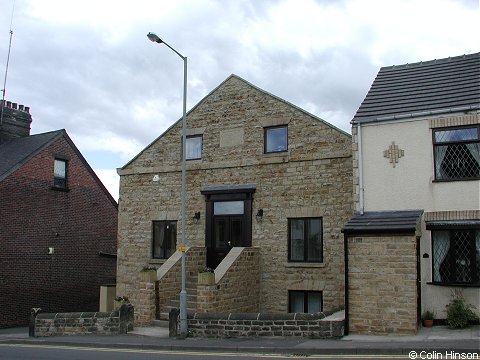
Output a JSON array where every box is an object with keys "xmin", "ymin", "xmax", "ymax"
[{"xmin": 1, "ymin": 0, "xmax": 477, "ymax": 200}]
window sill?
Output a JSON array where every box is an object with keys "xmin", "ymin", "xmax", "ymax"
[
  {"xmin": 51, "ymin": 186, "xmax": 69, "ymax": 192},
  {"xmin": 263, "ymin": 151, "xmax": 289, "ymax": 157},
  {"xmin": 149, "ymin": 259, "xmax": 168, "ymax": 265},
  {"xmin": 285, "ymin": 262, "xmax": 325, "ymax": 268},
  {"xmin": 432, "ymin": 177, "xmax": 480, "ymax": 183},
  {"xmin": 427, "ymin": 282, "xmax": 480, "ymax": 288}
]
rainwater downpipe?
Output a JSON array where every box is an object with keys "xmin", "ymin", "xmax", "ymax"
[{"xmin": 357, "ymin": 122, "xmax": 365, "ymax": 215}]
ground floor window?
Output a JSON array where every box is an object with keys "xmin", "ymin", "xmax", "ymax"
[
  {"xmin": 432, "ymin": 229, "xmax": 479, "ymax": 285},
  {"xmin": 288, "ymin": 217, "xmax": 323, "ymax": 262},
  {"xmin": 152, "ymin": 220, "xmax": 177, "ymax": 259},
  {"xmin": 288, "ymin": 291, "xmax": 322, "ymax": 313}
]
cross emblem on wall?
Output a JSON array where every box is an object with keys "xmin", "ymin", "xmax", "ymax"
[{"xmin": 383, "ymin": 142, "xmax": 404, "ymax": 168}]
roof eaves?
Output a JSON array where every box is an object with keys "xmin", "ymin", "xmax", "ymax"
[{"xmin": 351, "ymin": 106, "xmax": 480, "ymax": 125}]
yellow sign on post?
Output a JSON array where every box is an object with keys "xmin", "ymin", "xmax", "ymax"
[{"xmin": 177, "ymin": 245, "xmax": 186, "ymax": 252}]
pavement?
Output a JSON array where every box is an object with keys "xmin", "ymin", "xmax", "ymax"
[{"xmin": 0, "ymin": 325, "xmax": 479, "ymax": 356}]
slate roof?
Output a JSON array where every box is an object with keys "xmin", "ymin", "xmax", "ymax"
[
  {"xmin": 0, "ymin": 129, "xmax": 117, "ymax": 207},
  {"xmin": 0, "ymin": 130, "xmax": 63, "ymax": 181},
  {"xmin": 352, "ymin": 52, "xmax": 480, "ymax": 124},
  {"xmin": 342, "ymin": 210, "xmax": 424, "ymax": 235}
]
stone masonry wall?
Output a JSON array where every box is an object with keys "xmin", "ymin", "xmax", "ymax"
[
  {"xmin": 117, "ymin": 76, "xmax": 352, "ymax": 321},
  {"xmin": 347, "ymin": 234, "xmax": 418, "ymax": 335},
  {"xmin": 187, "ymin": 312, "xmax": 344, "ymax": 338},
  {"xmin": 33, "ymin": 304, "xmax": 134, "ymax": 337},
  {"xmin": 197, "ymin": 247, "xmax": 260, "ymax": 313},
  {"xmin": 133, "ymin": 247, "xmax": 205, "ymax": 325}
]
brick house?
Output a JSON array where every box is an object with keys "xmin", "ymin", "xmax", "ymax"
[
  {"xmin": 0, "ymin": 101, "xmax": 118, "ymax": 328},
  {"xmin": 343, "ymin": 53, "xmax": 479, "ymax": 335},
  {"xmin": 116, "ymin": 75, "xmax": 352, "ymax": 324}
]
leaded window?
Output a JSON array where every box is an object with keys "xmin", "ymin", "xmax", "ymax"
[
  {"xmin": 433, "ymin": 126, "xmax": 480, "ymax": 181},
  {"xmin": 432, "ymin": 229, "xmax": 480, "ymax": 285}
]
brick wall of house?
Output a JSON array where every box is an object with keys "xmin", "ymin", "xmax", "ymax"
[
  {"xmin": 0, "ymin": 135, "xmax": 117, "ymax": 328},
  {"xmin": 117, "ymin": 76, "xmax": 352, "ymax": 318},
  {"xmin": 347, "ymin": 234, "xmax": 418, "ymax": 335}
]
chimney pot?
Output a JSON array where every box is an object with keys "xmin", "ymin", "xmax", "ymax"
[
  {"xmin": 7, "ymin": 101, "xmax": 11, "ymax": 108},
  {"xmin": 19, "ymin": 104, "xmax": 24, "ymax": 111},
  {"xmin": 12, "ymin": 103, "xmax": 17, "ymax": 109},
  {"xmin": 25, "ymin": 107, "xmax": 30, "ymax": 113}
]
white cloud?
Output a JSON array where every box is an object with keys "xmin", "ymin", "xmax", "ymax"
[
  {"xmin": 95, "ymin": 169, "xmax": 120, "ymax": 201},
  {"xmin": 1, "ymin": 0, "xmax": 477, "ymax": 193}
]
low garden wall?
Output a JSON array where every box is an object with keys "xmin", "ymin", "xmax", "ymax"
[
  {"xmin": 184, "ymin": 312, "xmax": 344, "ymax": 338},
  {"xmin": 30, "ymin": 304, "xmax": 134, "ymax": 337}
]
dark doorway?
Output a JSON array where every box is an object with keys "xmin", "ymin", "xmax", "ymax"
[
  {"xmin": 211, "ymin": 215, "xmax": 244, "ymax": 268},
  {"xmin": 201, "ymin": 184, "xmax": 255, "ymax": 269}
]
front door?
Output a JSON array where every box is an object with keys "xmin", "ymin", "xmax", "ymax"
[
  {"xmin": 212, "ymin": 216, "xmax": 244, "ymax": 268},
  {"xmin": 201, "ymin": 187, "xmax": 254, "ymax": 269}
]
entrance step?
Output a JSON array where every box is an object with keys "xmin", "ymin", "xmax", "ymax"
[
  {"xmin": 152, "ymin": 319, "xmax": 169, "ymax": 328},
  {"xmin": 158, "ymin": 277, "xmax": 199, "ymax": 322}
]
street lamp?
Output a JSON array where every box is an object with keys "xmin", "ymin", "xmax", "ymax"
[{"xmin": 147, "ymin": 32, "xmax": 188, "ymax": 338}]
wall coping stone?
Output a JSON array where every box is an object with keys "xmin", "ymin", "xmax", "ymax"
[
  {"xmin": 189, "ymin": 312, "xmax": 329, "ymax": 321},
  {"xmin": 32, "ymin": 305, "xmax": 133, "ymax": 337}
]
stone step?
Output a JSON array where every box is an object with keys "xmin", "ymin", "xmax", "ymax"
[{"xmin": 152, "ymin": 319, "xmax": 169, "ymax": 328}]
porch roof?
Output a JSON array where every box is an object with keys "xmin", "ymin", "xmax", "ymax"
[
  {"xmin": 342, "ymin": 210, "xmax": 424, "ymax": 235},
  {"xmin": 201, "ymin": 183, "xmax": 256, "ymax": 195}
]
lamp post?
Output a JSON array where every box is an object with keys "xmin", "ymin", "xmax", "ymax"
[{"xmin": 147, "ymin": 32, "xmax": 188, "ymax": 337}]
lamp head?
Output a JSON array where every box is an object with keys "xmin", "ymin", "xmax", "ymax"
[
  {"xmin": 193, "ymin": 212, "xmax": 201, "ymax": 224},
  {"xmin": 147, "ymin": 32, "xmax": 163, "ymax": 43},
  {"xmin": 256, "ymin": 209, "xmax": 264, "ymax": 221}
]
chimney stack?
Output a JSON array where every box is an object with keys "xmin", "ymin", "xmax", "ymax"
[{"xmin": 0, "ymin": 100, "xmax": 33, "ymax": 145}]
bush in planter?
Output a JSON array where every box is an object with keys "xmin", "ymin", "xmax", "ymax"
[
  {"xmin": 446, "ymin": 291, "xmax": 479, "ymax": 329},
  {"xmin": 114, "ymin": 295, "xmax": 130, "ymax": 309},
  {"xmin": 198, "ymin": 267, "xmax": 215, "ymax": 285},
  {"xmin": 422, "ymin": 310, "xmax": 434, "ymax": 327},
  {"xmin": 422, "ymin": 310, "xmax": 435, "ymax": 320},
  {"xmin": 140, "ymin": 265, "xmax": 157, "ymax": 282}
]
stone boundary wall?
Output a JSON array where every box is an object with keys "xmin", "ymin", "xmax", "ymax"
[
  {"xmin": 197, "ymin": 247, "xmax": 260, "ymax": 313},
  {"xmin": 31, "ymin": 304, "xmax": 134, "ymax": 337},
  {"xmin": 186, "ymin": 312, "xmax": 344, "ymax": 338}
]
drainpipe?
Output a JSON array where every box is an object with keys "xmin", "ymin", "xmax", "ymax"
[
  {"xmin": 357, "ymin": 122, "xmax": 365, "ymax": 215},
  {"xmin": 343, "ymin": 232, "xmax": 349, "ymax": 335}
]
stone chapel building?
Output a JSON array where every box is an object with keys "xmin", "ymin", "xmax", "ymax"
[{"xmin": 116, "ymin": 75, "xmax": 352, "ymax": 323}]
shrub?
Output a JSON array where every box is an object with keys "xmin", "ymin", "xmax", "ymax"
[{"xmin": 446, "ymin": 297, "xmax": 479, "ymax": 329}]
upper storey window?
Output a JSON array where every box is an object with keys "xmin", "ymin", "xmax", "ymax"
[
  {"xmin": 433, "ymin": 126, "xmax": 480, "ymax": 181},
  {"xmin": 264, "ymin": 125, "xmax": 288, "ymax": 154},
  {"xmin": 185, "ymin": 135, "xmax": 202, "ymax": 160},
  {"xmin": 53, "ymin": 159, "xmax": 67, "ymax": 189}
]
